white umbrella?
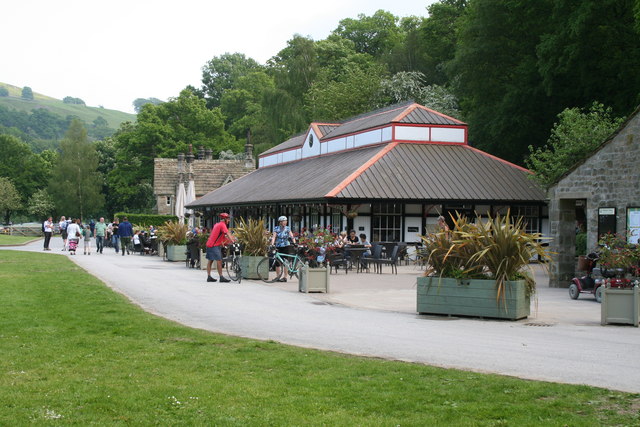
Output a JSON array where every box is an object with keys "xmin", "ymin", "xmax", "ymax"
[
  {"xmin": 175, "ymin": 181, "xmax": 186, "ymax": 221},
  {"xmin": 185, "ymin": 179, "xmax": 196, "ymax": 227}
]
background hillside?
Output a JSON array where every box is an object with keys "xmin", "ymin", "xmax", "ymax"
[{"xmin": 0, "ymin": 82, "xmax": 135, "ymax": 129}]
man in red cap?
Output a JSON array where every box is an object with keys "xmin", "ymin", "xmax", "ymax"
[{"xmin": 205, "ymin": 213, "xmax": 236, "ymax": 282}]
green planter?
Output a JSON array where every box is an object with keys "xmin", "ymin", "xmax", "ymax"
[
  {"xmin": 601, "ymin": 285, "xmax": 639, "ymax": 327},
  {"xmin": 299, "ymin": 265, "xmax": 330, "ymax": 293},
  {"xmin": 240, "ymin": 255, "xmax": 268, "ymax": 279},
  {"xmin": 166, "ymin": 244, "xmax": 187, "ymax": 262},
  {"xmin": 417, "ymin": 277, "xmax": 530, "ymax": 320}
]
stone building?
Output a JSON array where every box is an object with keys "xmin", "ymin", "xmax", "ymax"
[
  {"xmin": 153, "ymin": 145, "xmax": 255, "ymax": 216},
  {"xmin": 548, "ymin": 106, "xmax": 640, "ymax": 287}
]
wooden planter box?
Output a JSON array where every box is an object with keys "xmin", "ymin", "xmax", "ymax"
[
  {"xmin": 417, "ymin": 277, "xmax": 530, "ymax": 320},
  {"xmin": 601, "ymin": 285, "xmax": 639, "ymax": 327},
  {"xmin": 299, "ymin": 265, "xmax": 330, "ymax": 293},
  {"xmin": 166, "ymin": 244, "xmax": 187, "ymax": 262},
  {"xmin": 240, "ymin": 255, "xmax": 268, "ymax": 279}
]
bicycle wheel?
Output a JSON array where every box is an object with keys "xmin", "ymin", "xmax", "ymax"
[
  {"xmin": 227, "ymin": 256, "xmax": 240, "ymax": 282},
  {"xmin": 257, "ymin": 256, "xmax": 284, "ymax": 283},
  {"xmin": 234, "ymin": 257, "xmax": 242, "ymax": 284}
]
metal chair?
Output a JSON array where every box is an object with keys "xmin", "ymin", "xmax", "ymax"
[{"xmin": 377, "ymin": 245, "xmax": 400, "ymax": 274}]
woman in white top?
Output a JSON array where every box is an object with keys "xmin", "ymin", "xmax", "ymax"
[
  {"xmin": 65, "ymin": 219, "xmax": 82, "ymax": 255},
  {"xmin": 43, "ymin": 217, "xmax": 53, "ymax": 251}
]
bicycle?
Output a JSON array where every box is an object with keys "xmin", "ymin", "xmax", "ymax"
[
  {"xmin": 224, "ymin": 242, "xmax": 242, "ymax": 283},
  {"xmin": 257, "ymin": 245, "xmax": 307, "ymax": 283}
]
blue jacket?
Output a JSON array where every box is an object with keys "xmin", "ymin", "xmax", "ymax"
[{"xmin": 118, "ymin": 221, "xmax": 134, "ymax": 237}]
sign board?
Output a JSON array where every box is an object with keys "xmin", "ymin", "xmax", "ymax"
[
  {"xmin": 598, "ymin": 207, "xmax": 616, "ymax": 238},
  {"xmin": 628, "ymin": 208, "xmax": 640, "ymax": 244}
]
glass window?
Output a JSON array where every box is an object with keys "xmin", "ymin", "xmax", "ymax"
[
  {"xmin": 513, "ymin": 205, "xmax": 539, "ymax": 234},
  {"xmin": 372, "ymin": 203, "xmax": 402, "ymax": 242},
  {"xmin": 166, "ymin": 196, "xmax": 171, "ymax": 206}
]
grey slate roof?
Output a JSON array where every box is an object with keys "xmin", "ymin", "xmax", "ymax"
[{"xmin": 187, "ymin": 143, "xmax": 544, "ymax": 208}]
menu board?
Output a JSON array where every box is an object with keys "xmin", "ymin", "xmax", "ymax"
[{"xmin": 628, "ymin": 208, "xmax": 640, "ymax": 244}]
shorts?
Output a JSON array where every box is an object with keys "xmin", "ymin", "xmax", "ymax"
[
  {"xmin": 276, "ymin": 245, "xmax": 294, "ymax": 255},
  {"xmin": 61, "ymin": 230, "xmax": 68, "ymax": 239},
  {"xmin": 206, "ymin": 246, "xmax": 222, "ymax": 261}
]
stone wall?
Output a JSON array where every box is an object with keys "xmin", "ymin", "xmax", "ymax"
[{"xmin": 548, "ymin": 109, "xmax": 640, "ymax": 287}]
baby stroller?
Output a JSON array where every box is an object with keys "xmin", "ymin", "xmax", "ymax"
[{"xmin": 68, "ymin": 238, "xmax": 79, "ymax": 254}]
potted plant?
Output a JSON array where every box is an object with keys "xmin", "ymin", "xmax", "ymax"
[
  {"xmin": 298, "ymin": 227, "xmax": 335, "ymax": 293},
  {"xmin": 416, "ymin": 211, "xmax": 552, "ymax": 320},
  {"xmin": 232, "ymin": 217, "xmax": 269, "ymax": 279},
  {"xmin": 157, "ymin": 220, "xmax": 188, "ymax": 261}
]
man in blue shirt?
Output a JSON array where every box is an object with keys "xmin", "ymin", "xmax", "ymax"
[{"xmin": 118, "ymin": 216, "xmax": 134, "ymax": 256}]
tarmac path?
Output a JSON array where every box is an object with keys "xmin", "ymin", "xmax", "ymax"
[{"xmin": 3, "ymin": 238, "xmax": 639, "ymax": 393}]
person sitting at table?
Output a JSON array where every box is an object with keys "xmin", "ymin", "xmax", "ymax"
[
  {"xmin": 334, "ymin": 231, "xmax": 347, "ymax": 249},
  {"xmin": 346, "ymin": 229, "xmax": 359, "ymax": 245},
  {"xmin": 357, "ymin": 233, "xmax": 372, "ymax": 270}
]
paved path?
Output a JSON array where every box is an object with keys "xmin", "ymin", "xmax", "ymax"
[{"xmin": 3, "ymin": 238, "xmax": 639, "ymax": 393}]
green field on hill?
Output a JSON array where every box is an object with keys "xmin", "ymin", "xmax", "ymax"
[{"xmin": 0, "ymin": 82, "xmax": 135, "ymax": 129}]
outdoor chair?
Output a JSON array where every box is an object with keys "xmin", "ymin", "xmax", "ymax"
[
  {"xmin": 377, "ymin": 245, "xmax": 399, "ymax": 274},
  {"xmin": 367, "ymin": 244, "xmax": 384, "ymax": 274},
  {"xmin": 328, "ymin": 252, "xmax": 349, "ymax": 274}
]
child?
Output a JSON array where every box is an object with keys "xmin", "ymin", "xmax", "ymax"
[{"xmin": 83, "ymin": 225, "xmax": 92, "ymax": 255}]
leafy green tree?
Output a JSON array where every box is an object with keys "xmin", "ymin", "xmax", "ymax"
[
  {"xmin": 332, "ymin": 10, "xmax": 401, "ymax": 58},
  {"xmin": 62, "ymin": 96, "xmax": 86, "ymax": 105},
  {"xmin": 536, "ymin": 0, "xmax": 640, "ymax": 116},
  {"xmin": 21, "ymin": 86, "xmax": 34, "ymax": 100},
  {"xmin": 27, "ymin": 188, "xmax": 55, "ymax": 219},
  {"xmin": 0, "ymin": 177, "xmax": 22, "ymax": 223},
  {"xmin": 132, "ymin": 97, "xmax": 164, "ymax": 113},
  {"xmin": 451, "ymin": 0, "xmax": 555, "ymax": 164},
  {"xmin": 0, "ymin": 134, "xmax": 50, "ymax": 202},
  {"xmin": 201, "ymin": 53, "xmax": 262, "ymax": 108},
  {"xmin": 376, "ymin": 71, "xmax": 459, "ymax": 117},
  {"xmin": 525, "ymin": 102, "xmax": 624, "ymax": 188},
  {"xmin": 0, "ymin": 86, "xmax": 8, "ymax": 97},
  {"xmin": 48, "ymin": 119, "xmax": 104, "ymax": 219},
  {"xmin": 108, "ymin": 89, "xmax": 236, "ymax": 212}
]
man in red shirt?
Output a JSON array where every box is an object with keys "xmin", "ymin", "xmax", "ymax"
[{"xmin": 205, "ymin": 213, "xmax": 236, "ymax": 283}]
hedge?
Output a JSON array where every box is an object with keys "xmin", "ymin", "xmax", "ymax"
[{"xmin": 113, "ymin": 213, "xmax": 179, "ymax": 227}]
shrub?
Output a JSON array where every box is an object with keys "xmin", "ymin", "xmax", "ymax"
[{"xmin": 113, "ymin": 213, "xmax": 178, "ymax": 228}]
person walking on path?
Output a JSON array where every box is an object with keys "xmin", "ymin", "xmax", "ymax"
[
  {"xmin": 94, "ymin": 217, "xmax": 107, "ymax": 254},
  {"xmin": 111, "ymin": 218, "xmax": 120, "ymax": 254},
  {"xmin": 66, "ymin": 218, "xmax": 82, "ymax": 255},
  {"xmin": 42, "ymin": 216, "xmax": 53, "ymax": 251},
  {"xmin": 118, "ymin": 217, "xmax": 133, "ymax": 256},
  {"xmin": 58, "ymin": 216, "xmax": 68, "ymax": 251},
  {"xmin": 205, "ymin": 213, "xmax": 236, "ymax": 283},
  {"xmin": 82, "ymin": 225, "xmax": 92, "ymax": 255}
]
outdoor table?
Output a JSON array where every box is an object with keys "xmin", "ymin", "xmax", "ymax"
[{"xmin": 344, "ymin": 246, "xmax": 371, "ymax": 273}]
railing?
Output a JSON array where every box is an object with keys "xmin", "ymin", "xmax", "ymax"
[{"xmin": 7, "ymin": 226, "xmax": 42, "ymax": 237}]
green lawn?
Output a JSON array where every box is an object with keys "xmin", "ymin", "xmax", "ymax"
[
  {"xmin": 1, "ymin": 251, "xmax": 638, "ymax": 425},
  {"xmin": 0, "ymin": 235, "xmax": 40, "ymax": 246}
]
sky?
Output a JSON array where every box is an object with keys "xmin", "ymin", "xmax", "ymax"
[{"xmin": 2, "ymin": 0, "xmax": 435, "ymax": 114}]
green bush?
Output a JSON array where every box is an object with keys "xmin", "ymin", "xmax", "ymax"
[
  {"xmin": 575, "ymin": 232, "xmax": 587, "ymax": 255},
  {"xmin": 113, "ymin": 213, "xmax": 178, "ymax": 227}
]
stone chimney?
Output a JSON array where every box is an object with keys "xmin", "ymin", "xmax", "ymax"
[
  {"xmin": 177, "ymin": 153, "xmax": 185, "ymax": 182},
  {"xmin": 245, "ymin": 129, "xmax": 254, "ymax": 168},
  {"xmin": 197, "ymin": 146, "xmax": 205, "ymax": 160},
  {"xmin": 205, "ymin": 148, "xmax": 213, "ymax": 160}
]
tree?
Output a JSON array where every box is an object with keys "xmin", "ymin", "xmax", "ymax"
[
  {"xmin": 0, "ymin": 177, "xmax": 22, "ymax": 223},
  {"xmin": 332, "ymin": 10, "xmax": 401, "ymax": 58},
  {"xmin": 451, "ymin": 0, "xmax": 555, "ymax": 164},
  {"xmin": 201, "ymin": 53, "xmax": 262, "ymax": 108},
  {"xmin": 48, "ymin": 119, "xmax": 104, "ymax": 219},
  {"xmin": 21, "ymin": 86, "xmax": 34, "ymax": 100},
  {"xmin": 132, "ymin": 97, "xmax": 164, "ymax": 113},
  {"xmin": 536, "ymin": 0, "xmax": 640, "ymax": 117},
  {"xmin": 0, "ymin": 134, "xmax": 50, "ymax": 202},
  {"xmin": 376, "ymin": 71, "xmax": 459, "ymax": 117},
  {"xmin": 63, "ymin": 96, "xmax": 86, "ymax": 105},
  {"xmin": 525, "ymin": 102, "xmax": 624, "ymax": 188},
  {"xmin": 27, "ymin": 188, "xmax": 55, "ymax": 219}
]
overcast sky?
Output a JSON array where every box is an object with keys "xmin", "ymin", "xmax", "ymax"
[{"xmin": 3, "ymin": 0, "xmax": 435, "ymax": 114}]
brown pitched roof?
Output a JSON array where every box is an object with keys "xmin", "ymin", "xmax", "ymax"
[
  {"xmin": 154, "ymin": 158, "xmax": 255, "ymax": 197},
  {"xmin": 187, "ymin": 142, "xmax": 543, "ymax": 208}
]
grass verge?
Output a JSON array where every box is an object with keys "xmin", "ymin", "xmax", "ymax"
[
  {"xmin": 0, "ymin": 235, "xmax": 41, "ymax": 246},
  {"xmin": 1, "ymin": 251, "xmax": 638, "ymax": 425}
]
